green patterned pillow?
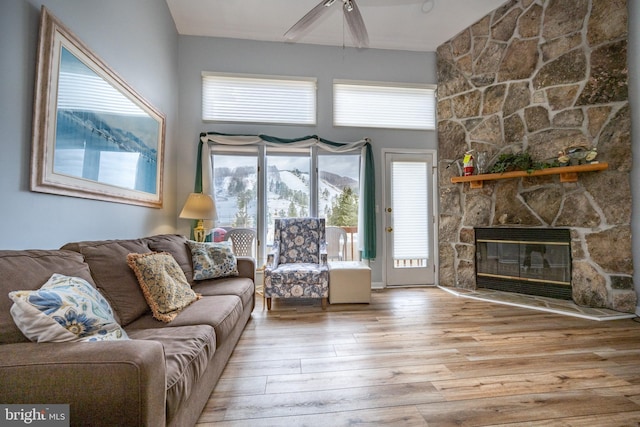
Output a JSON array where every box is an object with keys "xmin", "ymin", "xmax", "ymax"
[
  {"xmin": 127, "ymin": 252, "xmax": 201, "ymax": 322},
  {"xmin": 186, "ymin": 240, "xmax": 239, "ymax": 281},
  {"xmin": 8, "ymin": 274, "xmax": 128, "ymax": 342}
]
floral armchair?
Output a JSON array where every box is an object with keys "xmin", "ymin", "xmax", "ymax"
[{"xmin": 264, "ymin": 217, "xmax": 329, "ymax": 310}]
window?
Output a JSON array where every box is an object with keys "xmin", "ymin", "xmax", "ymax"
[
  {"xmin": 265, "ymin": 149, "xmax": 311, "ymax": 247},
  {"xmin": 211, "ymin": 147, "xmax": 361, "ymax": 263},
  {"xmin": 318, "ymin": 154, "xmax": 361, "ymax": 261},
  {"xmin": 211, "ymin": 150, "xmax": 258, "ymax": 230},
  {"xmin": 318, "ymin": 154, "xmax": 360, "ymax": 226},
  {"xmin": 202, "ymin": 72, "xmax": 317, "ymax": 125},
  {"xmin": 333, "ymin": 80, "xmax": 436, "ymax": 130},
  {"xmin": 391, "ymin": 160, "xmax": 429, "ymax": 266}
]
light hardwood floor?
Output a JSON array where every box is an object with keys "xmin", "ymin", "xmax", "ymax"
[{"xmin": 197, "ymin": 287, "xmax": 640, "ymax": 426}]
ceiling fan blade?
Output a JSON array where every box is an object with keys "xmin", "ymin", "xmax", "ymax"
[
  {"xmin": 284, "ymin": 0, "xmax": 334, "ymax": 41},
  {"xmin": 343, "ymin": 0, "xmax": 369, "ymax": 48}
]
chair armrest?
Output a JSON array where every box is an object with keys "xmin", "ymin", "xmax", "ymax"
[{"xmin": 0, "ymin": 340, "xmax": 166, "ymax": 426}]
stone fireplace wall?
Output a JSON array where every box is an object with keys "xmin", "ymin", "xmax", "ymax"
[{"xmin": 436, "ymin": 0, "xmax": 635, "ymax": 312}]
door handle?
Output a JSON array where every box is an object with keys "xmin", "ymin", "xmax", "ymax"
[
  {"xmin": 387, "ymin": 227, "xmax": 393, "ymax": 232},
  {"xmin": 386, "ymin": 207, "xmax": 392, "ymax": 213}
]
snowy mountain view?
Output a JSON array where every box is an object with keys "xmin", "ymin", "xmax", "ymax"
[{"xmin": 213, "ymin": 162, "xmax": 359, "ymax": 229}]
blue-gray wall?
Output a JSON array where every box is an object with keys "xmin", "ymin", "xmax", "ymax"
[
  {"xmin": 176, "ymin": 36, "xmax": 438, "ymax": 283},
  {"xmin": 0, "ymin": 0, "xmax": 179, "ymax": 249}
]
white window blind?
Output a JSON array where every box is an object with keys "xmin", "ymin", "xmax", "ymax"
[
  {"xmin": 392, "ymin": 161, "xmax": 429, "ymax": 260},
  {"xmin": 334, "ymin": 80, "xmax": 436, "ymax": 130},
  {"xmin": 202, "ymin": 72, "xmax": 317, "ymax": 125}
]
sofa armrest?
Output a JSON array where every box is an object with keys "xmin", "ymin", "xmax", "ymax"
[
  {"xmin": 0, "ymin": 339, "xmax": 166, "ymax": 427},
  {"xmin": 236, "ymin": 256, "xmax": 256, "ymax": 281}
]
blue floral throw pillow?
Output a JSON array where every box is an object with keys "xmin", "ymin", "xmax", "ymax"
[
  {"xmin": 8, "ymin": 274, "xmax": 128, "ymax": 343},
  {"xmin": 187, "ymin": 240, "xmax": 239, "ymax": 281}
]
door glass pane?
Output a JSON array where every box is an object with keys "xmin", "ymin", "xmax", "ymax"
[
  {"xmin": 392, "ymin": 161, "xmax": 428, "ymax": 268},
  {"xmin": 318, "ymin": 154, "xmax": 360, "ymax": 260},
  {"xmin": 266, "ymin": 153, "xmax": 310, "ymax": 247},
  {"xmin": 212, "ymin": 154, "xmax": 258, "ymax": 241}
]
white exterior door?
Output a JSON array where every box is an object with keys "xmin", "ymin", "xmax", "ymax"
[{"xmin": 383, "ymin": 150, "xmax": 436, "ymax": 286}]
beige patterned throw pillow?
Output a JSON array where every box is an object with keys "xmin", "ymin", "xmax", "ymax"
[{"xmin": 127, "ymin": 252, "xmax": 200, "ymax": 322}]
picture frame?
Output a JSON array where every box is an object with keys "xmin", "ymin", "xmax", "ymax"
[{"xmin": 31, "ymin": 7, "xmax": 165, "ymax": 208}]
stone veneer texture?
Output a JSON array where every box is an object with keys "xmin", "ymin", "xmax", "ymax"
[{"xmin": 436, "ymin": 0, "xmax": 635, "ymax": 312}]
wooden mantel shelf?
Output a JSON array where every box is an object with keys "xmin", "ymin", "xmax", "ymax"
[{"xmin": 451, "ymin": 162, "xmax": 608, "ymax": 189}]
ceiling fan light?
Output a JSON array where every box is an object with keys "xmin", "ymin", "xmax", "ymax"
[{"xmin": 344, "ymin": 0, "xmax": 354, "ymax": 12}]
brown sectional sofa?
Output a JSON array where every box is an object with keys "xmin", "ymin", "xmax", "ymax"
[{"xmin": 0, "ymin": 234, "xmax": 255, "ymax": 426}]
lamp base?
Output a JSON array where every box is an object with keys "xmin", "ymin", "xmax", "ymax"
[
  {"xmin": 194, "ymin": 229, "xmax": 206, "ymax": 242},
  {"xmin": 194, "ymin": 220, "xmax": 206, "ymax": 243}
]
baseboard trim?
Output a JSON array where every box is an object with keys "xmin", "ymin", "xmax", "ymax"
[{"xmin": 371, "ymin": 282, "xmax": 385, "ymax": 290}]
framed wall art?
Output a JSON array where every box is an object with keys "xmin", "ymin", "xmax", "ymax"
[{"xmin": 30, "ymin": 7, "xmax": 165, "ymax": 208}]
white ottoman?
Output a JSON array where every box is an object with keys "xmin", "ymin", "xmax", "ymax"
[{"xmin": 328, "ymin": 261, "xmax": 371, "ymax": 304}]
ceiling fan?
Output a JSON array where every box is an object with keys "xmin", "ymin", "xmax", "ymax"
[{"xmin": 284, "ymin": 0, "xmax": 369, "ymax": 48}]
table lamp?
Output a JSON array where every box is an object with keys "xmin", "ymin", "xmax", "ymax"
[{"xmin": 179, "ymin": 193, "xmax": 217, "ymax": 242}]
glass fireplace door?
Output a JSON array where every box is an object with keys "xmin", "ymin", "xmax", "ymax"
[{"xmin": 475, "ymin": 228, "xmax": 572, "ymax": 299}]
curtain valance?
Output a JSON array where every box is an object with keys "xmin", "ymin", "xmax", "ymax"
[
  {"xmin": 192, "ymin": 132, "xmax": 376, "ymax": 259},
  {"xmin": 200, "ymin": 132, "xmax": 370, "ymax": 152}
]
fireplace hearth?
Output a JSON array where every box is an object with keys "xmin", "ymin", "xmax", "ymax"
[{"xmin": 475, "ymin": 228, "xmax": 572, "ymax": 300}]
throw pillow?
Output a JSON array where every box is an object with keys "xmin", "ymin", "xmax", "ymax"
[
  {"xmin": 127, "ymin": 252, "xmax": 201, "ymax": 322},
  {"xmin": 186, "ymin": 240, "xmax": 239, "ymax": 281},
  {"xmin": 8, "ymin": 274, "xmax": 128, "ymax": 343}
]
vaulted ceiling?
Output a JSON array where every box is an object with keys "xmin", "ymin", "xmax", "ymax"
[{"xmin": 166, "ymin": 0, "xmax": 508, "ymax": 52}]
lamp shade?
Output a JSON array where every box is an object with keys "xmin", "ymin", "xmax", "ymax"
[{"xmin": 179, "ymin": 193, "xmax": 217, "ymax": 220}]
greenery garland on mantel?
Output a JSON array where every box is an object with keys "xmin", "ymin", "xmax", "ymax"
[{"xmin": 488, "ymin": 152, "xmax": 559, "ymax": 174}]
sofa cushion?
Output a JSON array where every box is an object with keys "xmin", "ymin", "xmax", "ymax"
[
  {"xmin": 192, "ymin": 276, "xmax": 254, "ymax": 310},
  {"xmin": 127, "ymin": 325, "xmax": 215, "ymax": 423},
  {"xmin": 0, "ymin": 250, "xmax": 97, "ymax": 344},
  {"xmin": 145, "ymin": 234, "xmax": 194, "ymax": 283},
  {"xmin": 8, "ymin": 274, "xmax": 128, "ymax": 342},
  {"xmin": 186, "ymin": 240, "xmax": 239, "ymax": 280},
  {"xmin": 127, "ymin": 252, "xmax": 201, "ymax": 322},
  {"xmin": 126, "ymin": 295, "xmax": 243, "ymax": 347},
  {"xmin": 61, "ymin": 239, "xmax": 152, "ymax": 326}
]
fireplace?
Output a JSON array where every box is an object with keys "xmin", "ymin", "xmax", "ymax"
[{"xmin": 475, "ymin": 228, "xmax": 572, "ymax": 300}]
